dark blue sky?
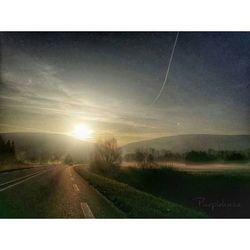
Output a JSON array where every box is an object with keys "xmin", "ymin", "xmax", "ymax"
[{"xmin": 0, "ymin": 32, "xmax": 249, "ymax": 143}]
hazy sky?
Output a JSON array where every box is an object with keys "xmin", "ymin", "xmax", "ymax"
[{"xmin": 0, "ymin": 32, "xmax": 249, "ymax": 144}]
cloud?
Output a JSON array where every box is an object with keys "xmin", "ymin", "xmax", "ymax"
[{"xmin": 1, "ymin": 32, "xmax": 250, "ymax": 143}]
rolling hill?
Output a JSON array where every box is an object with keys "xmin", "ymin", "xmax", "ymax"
[
  {"xmin": 2, "ymin": 133, "xmax": 250, "ymax": 160},
  {"xmin": 0, "ymin": 132, "xmax": 94, "ymax": 161},
  {"xmin": 122, "ymin": 134, "xmax": 250, "ymax": 154}
]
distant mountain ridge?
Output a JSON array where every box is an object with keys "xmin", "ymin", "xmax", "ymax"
[
  {"xmin": 1, "ymin": 133, "xmax": 250, "ymax": 159},
  {"xmin": 122, "ymin": 134, "xmax": 250, "ymax": 154},
  {"xmin": 0, "ymin": 132, "xmax": 94, "ymax": 161}
]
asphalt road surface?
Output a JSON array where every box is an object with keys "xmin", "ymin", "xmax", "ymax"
[{"xmin": 0, "ymin": 165, "xmax": 124, "ymax": 218}]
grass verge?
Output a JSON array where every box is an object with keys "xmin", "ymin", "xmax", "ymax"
[
  {"xmin": 75, "ymin": 166, "xmax": 206, "ymax": 218},
  {"xmin": 110, "ymin": 167, "xmax": 250, "ymax": 218}
]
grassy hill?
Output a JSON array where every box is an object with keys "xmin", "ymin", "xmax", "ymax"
[{"xmin": 122, "ymin": 134, "xmax": 250, "ymax": 154}]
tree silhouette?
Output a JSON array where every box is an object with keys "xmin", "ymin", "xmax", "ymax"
[
  {"xmin": 90, "ymin": 137, "xmax": 121, "ymax": 174},
  {"xmin": 0, "ymin": 136, "xmax": 16, "ymax": 163}
]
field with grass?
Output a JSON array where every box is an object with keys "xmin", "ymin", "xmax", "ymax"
[
  {"xmin": 111, "ymin": 165, "xmax": 250, "ymax": 218},
  {"xmin": 75, "ymin": 166, "xmax": 206, "ymax": 218}
]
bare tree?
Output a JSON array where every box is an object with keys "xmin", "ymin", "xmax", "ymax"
[
  {"xmin": 135, "ymin": 148, "xmax": 157, "ymax": 169},
  {"xmin": 90, "ymin": 137, "xmax": 122, "ymax": 174},
  {"xmin": 135, "ymin": 149, "xmax": 147, "ymax": 168}
]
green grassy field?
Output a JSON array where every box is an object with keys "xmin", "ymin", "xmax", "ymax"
[
  {"xmin": 109, "ymin": 167, "xmax": 250, "ymax": 218},
  {"xmin": 75, "ymin": 166, "xmax": 206, "ymax": 218}
]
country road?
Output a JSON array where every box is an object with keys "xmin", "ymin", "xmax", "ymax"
[{"xmin": 0, "ymin": 165, "xmax": 124, "ymax": 218}]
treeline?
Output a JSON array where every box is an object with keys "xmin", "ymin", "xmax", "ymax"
[
  {"xmin": 185, "ymin": 149, "xmax": 250, "ymax": 162},
  {"xmin": 124, "ymin": 148, "xmax": 250, "ymax": 164},
  {"xmin": 124, "ymin": 149, "xmax": 184, "ymax": 163},
  {"xmin": 21, "ymin": 150, "xmax": 75, "ymax": 164},
  {"xmin": 0, "ymin": 137, "xmax": 76, "ymax": 164},
  {"xmin": 0, "ymin": 136, "xmax": 16, "ymax": 163},
  {"xmin": 23, "ymin": 150, "xmax": 64, "ymax": 163}
]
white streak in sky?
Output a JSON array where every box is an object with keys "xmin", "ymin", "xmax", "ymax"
[{"xmin": 151, "ymin": 32, "xmax": 179, "ymax": 105}]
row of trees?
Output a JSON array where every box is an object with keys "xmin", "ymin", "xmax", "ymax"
[
  {"xmin": 124, "ymin": 149, "xmax": 183, "ymax": 163},
  {"xmin": 185, "ymin": 150, "xmax": 249, "ymax": 162},
  {"xmin": 89, "ymin": 137, "xmax": 250, "ymax": 174},
  {"xmin": 0, "ymin": 136, "xmax": 16, "ymax": 163},
  {"xmin": 0, "ymin": 135, "xmax": 75, "ymax": 165},
  {"xmin": 124, "ymin": 148, "xmax": 183, "ymax": 168},
  {"xmin": 22, "ymin": 150, "xmax": 65, "ymax": 163},
  {"xmin": 22, "ymin": 150, "xmax": 75, "ymax": 164},
  {"xmin": 124, "ymin": 148, "xmax": 250, "ymax": 164},
  {"xmin": 1, "ymin": 133, "xmax": 249, "ymax": 172}
]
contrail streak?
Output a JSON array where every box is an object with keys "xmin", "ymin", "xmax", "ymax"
[{"xmin": 151, "ymin": 32, "xmax": 179, "ymax": 105}]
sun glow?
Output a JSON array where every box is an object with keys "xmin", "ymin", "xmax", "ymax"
[{"xmin": 72, "ymin": 124, "xmax": 93, "ymax": 140}]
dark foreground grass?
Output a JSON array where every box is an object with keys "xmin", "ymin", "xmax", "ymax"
[
  {"xmin": 75, "ymin": 166, "xmax": 206, "ymax": 218},
  {"xmin": 111, "ymin": 167, "xmax": 250, "ymax": 218}
]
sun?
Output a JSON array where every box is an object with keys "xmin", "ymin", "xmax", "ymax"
[{"xmin": 72, "ymin": 124, "xmax": 93, "ymax": 140}]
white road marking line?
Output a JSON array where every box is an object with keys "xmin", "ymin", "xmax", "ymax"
[
  {"xmin": 0, "ymin": 170, "xmax": 50, "ymax": 192},
  {"xmin": 73, "ymin": 184, "xmax": 80, "ymax": 192},
  {"xmin": 80, "ymin": 202, "xmax": 95, "ymax": 218},
  {"xmin": 0, "ymin": 170, "xmax": 47, "ymax": 187}
]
